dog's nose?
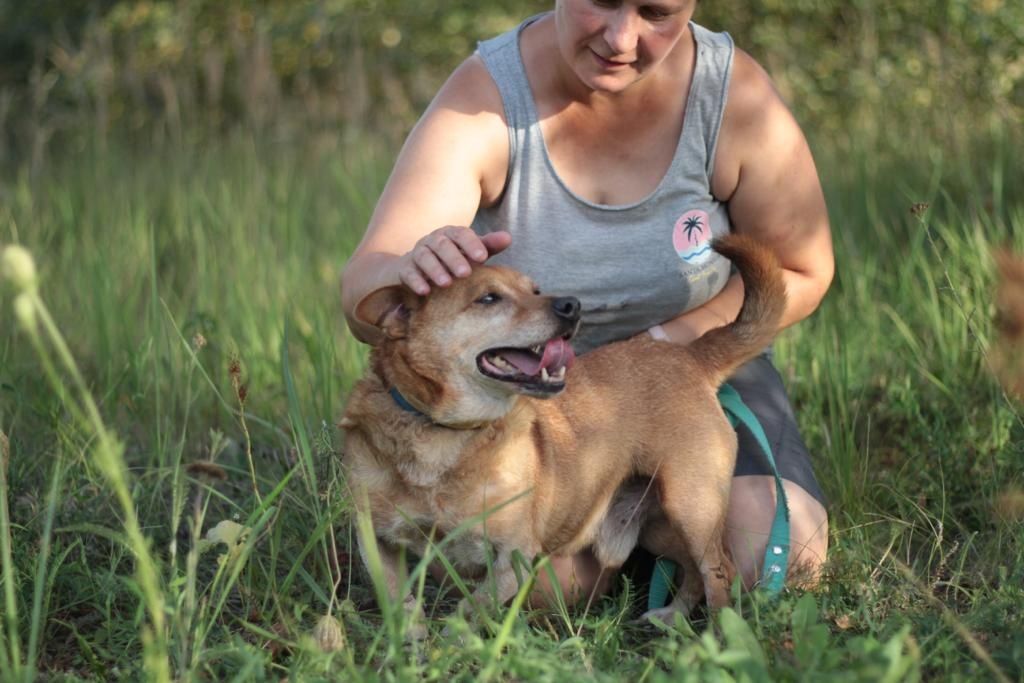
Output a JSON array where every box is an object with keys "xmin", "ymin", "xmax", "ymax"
[{"xmin": 552, "ymin": 297, "xmax": 581, "ymax": 323}]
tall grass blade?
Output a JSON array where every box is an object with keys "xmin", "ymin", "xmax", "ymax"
[
  {"xmin": 0, "ymin": 429, "xmax": 22, "ymax": 679},
  {"xmin": 25, "ymin": 456, "xmax": 63, "ymax": 681}
]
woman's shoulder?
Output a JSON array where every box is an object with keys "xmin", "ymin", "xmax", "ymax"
[
  {"xmin": 431, "ymin": 54, "xmax": 505, "ymax": 120},
  {"xmin": 446, "ymin": 15, "xmax": 542, "ymax": 115},
  {"xmin": 719, "ymin": 47, "xmax": 801, "ymax": 156},
  {"xmin": 420, "ymin": 53, "xmax": 509, "ymax": 153},
  {"xmin": 727, "ymin": 48, "xmax": 783, "ymax": 112},
  {"xmin": 413, "ymin": 55, "xmax": 509, "ymax": 206},
  {"xmin": 711, "ymin": 47, "xmax": 801, "ymax": 195}
]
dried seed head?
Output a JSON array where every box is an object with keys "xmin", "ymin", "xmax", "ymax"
[
  {"xmin": 206, "ymin": 519, "xmax": 248, "ymax": 547},
  {"xmin": 0, "ymin": 429, "xmax": 9, "ymax": 469},
  {"xmin": 1, "ymin": 245, "xmax": 38, "ymax": 291},
  {"xmin": 909, "ymin": 202, "xmax": 930, "ymax": 219},
  {"xmin": 228, "ymin": 358, "xmax": 247, "ymax": 402},
  {"xmin": 13, "ymin": 293, "xmax": 37, "ymax": 333},
  {"xmin": 192, "ymin": 332, "xmax": 207, "ymax": 351},
  {"xmin": 994, "ymin": 486, "xmax": 1024, "ymax": 523},
  {"xmin": 311, "ymin": 614, "xmax": 346, "ymax": 653},
  {"xmin": 186, "ymin": 461, "xmax": 228, "ymax": 481}
]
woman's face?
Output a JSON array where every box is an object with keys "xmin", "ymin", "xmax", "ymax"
[{"xmin": 554, "ymin": 0, "xmax": 696, "ymax": 94}]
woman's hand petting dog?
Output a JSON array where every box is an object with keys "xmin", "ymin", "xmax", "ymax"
[{"xmin": 398, "ymin": 226, "xmax": 512, "ymax": 296}]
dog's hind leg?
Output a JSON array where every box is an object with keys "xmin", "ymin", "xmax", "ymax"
[
  {"xmin": 650, "ymin": 442, "xmax": 737, "ymax": 612},
  {"xmin": 639, "ymin": 513, "xmax": 704, "ymax": 621},
  {"xmin": 593, "ymin": 477, "xmax": 654, "ymax": 569},
  {"xmin": 661, "ymin": 488, "xmax": 735, "ymax": 610}
]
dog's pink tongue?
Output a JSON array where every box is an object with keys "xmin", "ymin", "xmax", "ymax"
[
  {"xmin": 500, "ymin": 339, "xmax": 576, "ymax": 376},
  {"xmin": 539, "ymin": 338, "xmax": 575, "ymax": 372},
  {"xmin": 500, "ymin": 350, "xmax": 542, "ymax": 375}
]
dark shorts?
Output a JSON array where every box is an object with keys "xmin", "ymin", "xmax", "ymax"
[{"xmin": 728, "ymin": 352, "xmax": 827, "ymax": 506}]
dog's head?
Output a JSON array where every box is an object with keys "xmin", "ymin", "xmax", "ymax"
[{"xmin": 354, "ymin": 266, "xmax": 580, "ymax": 426}]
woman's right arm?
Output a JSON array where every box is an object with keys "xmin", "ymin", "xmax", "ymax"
[{"xmin": 341, "ymin": 55, "xmax": 512, "ymax": 344}]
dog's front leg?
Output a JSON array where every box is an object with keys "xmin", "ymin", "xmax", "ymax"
[
  {"xmin": 457, "ymin": 550, "xmax": 532, "ymax": 626},
  {"xmin": 358, "ymin": 534, "xmax": 428, "ymax": 641}
]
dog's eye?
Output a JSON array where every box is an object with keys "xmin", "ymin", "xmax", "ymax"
[
  {"xmin": 532, "ymin": 287, "xmax": 541, "ymax": 295},
  {"xmin": 476, "ymin": 293, "xmax": 502, "ymax": 305}
]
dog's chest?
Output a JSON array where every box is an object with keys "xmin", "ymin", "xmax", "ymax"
[{"xmin": 373, "ymin": 471, "xmax": 533, "ymax": 572}]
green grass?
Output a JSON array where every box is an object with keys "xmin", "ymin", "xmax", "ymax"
[{"xmin": 1, "ymin": 123, "xmax": 1022, "ymax": 681}]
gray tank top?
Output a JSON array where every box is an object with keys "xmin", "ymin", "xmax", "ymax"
[{"xmin": 472, "ymin": 15, "xmax": 735, "ymax": 355}]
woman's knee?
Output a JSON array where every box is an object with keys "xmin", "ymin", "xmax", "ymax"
[{"xmin": 726, "ymin": 476, "xmax": 829, "ymax": 589}]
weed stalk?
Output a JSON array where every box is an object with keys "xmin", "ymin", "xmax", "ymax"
[{"xmin": 3, "ymin": 246, "xmax": 171, "ymax": 682}]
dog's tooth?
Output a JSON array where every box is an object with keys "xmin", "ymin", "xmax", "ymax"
[
  {"xmin": 541, "ymin": 367, "xmax": 550, "ymax": 382},
  {"xmin": 555, "ymin": 367, "xmax": 566, "ymax": 380}
]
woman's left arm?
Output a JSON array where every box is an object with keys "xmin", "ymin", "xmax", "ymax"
[{"xmin": 653, "ymin": 49, "xmax": 834, "ymax": 345}]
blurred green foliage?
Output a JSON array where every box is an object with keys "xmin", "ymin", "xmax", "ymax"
[{"xmin": 0, "ymin": 0, "xmax": 1021, "ymax": 155}]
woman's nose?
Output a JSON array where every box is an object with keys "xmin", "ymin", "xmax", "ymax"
[{"xmin": 603, "ymin": 9, "xmax": 639, "ymax": 55}]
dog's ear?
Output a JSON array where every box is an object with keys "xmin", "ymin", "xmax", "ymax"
[{"xmin": 354, "ymin": 286, "xmax": 421, "ymax": 340}]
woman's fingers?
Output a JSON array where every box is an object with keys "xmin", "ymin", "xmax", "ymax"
[
  {"xmin": 402, "ymin": 227, "xmax": 513, "ymax": 295},
  {"xmin": 398, "ymin": 263, "xmax": 433, "ymax": 296},
  {"xmin": 412, "ymin": 243, "xmax": 452, "ymax": 286},
  {"xmin": 431, "ymin": 231, "xmax": 474, "ymax": 277},
  {"xmin": 480, "ymin": 230, "xmax": 512, "ymax": 257},
  {"xmin": 445, "ymin": 227, "xmax": 490, "ymax": 263}
]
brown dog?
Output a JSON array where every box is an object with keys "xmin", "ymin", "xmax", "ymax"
[{"xmin": 340, "ymin": 234, "xmax": 785, "ymax": 628}]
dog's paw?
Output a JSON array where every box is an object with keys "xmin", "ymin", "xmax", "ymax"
[
  {"xmin": 404, "ymin": 620, "xmax": 429, "ymax": 643},
  {"xmin": 439, "ymin": 621, "xmax": 464, "ymax": 645},
  {"xmin": 401, "ymin": 596, "xmax": 429, "ymax": 643},
  {"xmin": 438, "ymin": 597, "xmax": 491, "ymax": 644},
  {"xmin": 455, "ymin": 595, "xmax": 492, "ymax": 628},
  {"xmin": 440, "ymin": 617, "xmax": 491, "ymax": 650},
  {"xmin": 639, "ymin": 605, "xmax": 688, "ymax": 627}
]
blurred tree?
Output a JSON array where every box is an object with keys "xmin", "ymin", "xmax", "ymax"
[
  {"xmin": 0, "ymin": 1, "xmax": 119, "ymax": 83},
  {"xmin": 0, "ymin": 0, "xmax": 1020, "ymax": 150}
]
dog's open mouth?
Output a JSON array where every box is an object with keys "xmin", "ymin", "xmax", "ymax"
[{"xmin": 477, "ymin": 338, "xmax": 576, "ymax": 393}]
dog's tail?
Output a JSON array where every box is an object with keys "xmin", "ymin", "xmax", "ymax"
[{"xmin": 688, "ymin": 234, "xmax": 787, "ymax": 385}]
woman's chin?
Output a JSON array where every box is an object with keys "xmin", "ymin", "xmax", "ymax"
[
  {"xmin": 580, "ymin": 73, "xmax": 640, "ymax": 94},
  {"xmin": 571, "ymin": 59, "xmax": 645, "ymax": 94}
]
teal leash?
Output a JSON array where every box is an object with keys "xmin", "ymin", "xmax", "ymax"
[{"xmin": 647, "ymin": 383, "xmax": 791, "ymax": 611}]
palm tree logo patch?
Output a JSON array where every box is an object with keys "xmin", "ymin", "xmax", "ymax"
[{"xmin": 672, "ymin": 209, "xmax": 713, "ymax": 266}]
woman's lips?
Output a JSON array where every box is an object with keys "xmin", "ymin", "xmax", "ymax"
[{"xmin": 590, "ymin": 49, "xmax": 632, "ymax": 70}]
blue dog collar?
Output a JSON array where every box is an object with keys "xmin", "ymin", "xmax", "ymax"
[{"xmin": 389, "ymin": 387, "xmax": 426, "ymax": 417}]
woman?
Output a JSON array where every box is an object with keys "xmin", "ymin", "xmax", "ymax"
[{"xmin": 341, "ymin": 0, "xmax": 833, "ymax": 604}]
